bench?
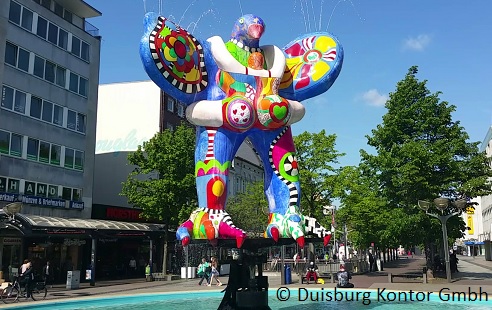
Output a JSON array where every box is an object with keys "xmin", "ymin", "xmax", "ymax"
[
  {"xmin": 388, "ymin": 272, "xmax": 427, "ymax": 283},
  {"xmin": 301, "ymin": 273, "xmax": 333, "ymax": 284}
]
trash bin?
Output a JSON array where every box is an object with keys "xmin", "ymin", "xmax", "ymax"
[{"xmin": 284, "ymin": 264, "xmax": 292, "ymax": 284}]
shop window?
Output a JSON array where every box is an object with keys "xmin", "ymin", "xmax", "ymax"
[
  {"xmin": 36, "ymin": 183, "xmax": 47, "ymax": 197},
  {"xmin": 62, "ymin": 187, "xmax": 72, "ymax": 200},
  {"xmin": 24, "ymin": 181, "xmax": 35, "ymax": 195},
  {"xmin": 7, "ymin": 178, "xmax": 20, "ymax": 194},
  {"xmin": 48, "ymin": 185, "xmax": 58, "ymax": 198}
]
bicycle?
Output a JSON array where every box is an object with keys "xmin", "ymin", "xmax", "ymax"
[{"xmin": 1, "ymin": 276, "xmax": 47, "ymax": 303}]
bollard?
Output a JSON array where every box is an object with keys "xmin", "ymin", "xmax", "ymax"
[{"xmin": 388, "ymin": 272, "xmax": 393, "ymax": 283}]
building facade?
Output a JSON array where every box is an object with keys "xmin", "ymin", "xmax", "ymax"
[
  {"xmin": 479, "ymin": 126, "xmax": 492, "ymax": 258},
  {"xmin": 0, "ymin": 0, "xmax": 101, "ymax": 282}
]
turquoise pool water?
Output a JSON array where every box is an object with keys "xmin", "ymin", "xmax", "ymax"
[{"xmin": 6, "ymin": 288, "xmax": 491, "ymax": 310}]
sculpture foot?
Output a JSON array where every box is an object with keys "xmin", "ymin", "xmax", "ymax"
[
  {"xmin": 296, "ymin": 236, "xmax": 305, "ymax": 248},
  {"xmin": 176, "ymin": 221, "xmax": 193, "ymax": 247},
  {"xmin": 323, "ymin": 234, "xmax": 331, "ymax": 246},
  {"xmin": 218, "ymin": 221, "xmax": 247, "ymax": 248},
  {"xmin": 182, "ymin": 236, "xmax": 190, "ymax": 246}
]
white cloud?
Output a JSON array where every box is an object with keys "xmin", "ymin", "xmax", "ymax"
[
  {"xmin": 360, "ymin": 89, "xmax": 388, "ymax": 107},
  {"xmin": 403, "ymin": 34, "xmax": 431, "ymax": 51}
]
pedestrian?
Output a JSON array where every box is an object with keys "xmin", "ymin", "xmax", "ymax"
[
  {"xmin": 197, "ymin": 258, "xmax": 211, "ymax": 286},
  {"xmin": 129, "ymin": 257, "xmax": 137, "ymax": 276},
  {"xmin": 207, "ymin": 257, "xmax": 222, "ymax": 286},
  {"xmin": 43, "ymin": 260, "xmax": 53, "ymax": 288},
  {"xmin": 368, "ymin": 251, "xmax": 375, "ymax": 272},
  {"xmin": 20, "ymin": 260, "xmax": 34, "ymax": 298},
  {"xmin": 304, "ymin": 261, "xmax": 319, "ymax": 284}
]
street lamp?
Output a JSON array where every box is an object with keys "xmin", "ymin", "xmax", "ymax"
[{"xmin": 418, "ymin": 197, "xmax": 467, "ymax": 282}]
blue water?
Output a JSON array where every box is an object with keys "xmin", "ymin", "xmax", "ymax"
[{"xmin": 7, "ymin": 289, "xmax": 491, "ymax": 310}]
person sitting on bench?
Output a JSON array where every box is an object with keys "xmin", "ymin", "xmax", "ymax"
[
  {"xmin": 305, "ymin": 261, "xmax": 319, "ymax": 284},
  {"xmin": 336, "ymin": 264, "xmax": 354, "ymax": 288}
]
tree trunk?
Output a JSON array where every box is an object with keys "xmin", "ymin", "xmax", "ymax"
[{"xmin": 162, "ymin": 224, "xmax": 168, "ymax": 274}]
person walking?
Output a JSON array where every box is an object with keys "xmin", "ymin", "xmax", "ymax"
[
  {"xmin": 197, "ymin": 258, "xmax": 211, "ymax": 286},
  {"xmin": 207, "ymin": 257, "xmax": 222, "ymax": 286},
  {"xmin": 43, "ymin": 260, "xmax": 53, "ymax": 288},
  {"xmin": 20, "ymin": 260, "xmax": 34, "ymax": 298}
]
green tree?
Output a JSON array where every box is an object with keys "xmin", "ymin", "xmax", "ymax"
[
  {"xmin": 294, "ymin": 130, "xmax": 345, "ymax": 224},
  {"xmin": 121, "ymin": 123, "xmax": 197, "ymax": 273},
  {"xmin": 226, "ymin": 181, "xmax": 269, "ymax": 236},
  {"xmin": 360, "ymin": 66, "xmax": 492, "ymax": 263}
]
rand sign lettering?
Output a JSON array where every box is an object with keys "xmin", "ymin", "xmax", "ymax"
[{"xmin": 0, "ymin": 192, "xmax": 83, "ymax": 210}]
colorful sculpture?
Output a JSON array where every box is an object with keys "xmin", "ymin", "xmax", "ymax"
[{"xmin": 140, "ymin": 13, "xmax": 343, "ymax": 249}]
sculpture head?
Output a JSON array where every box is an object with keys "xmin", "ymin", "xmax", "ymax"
[{"xmin": 230, "ymin": 14, "xmax": 265, "ymax": 47}]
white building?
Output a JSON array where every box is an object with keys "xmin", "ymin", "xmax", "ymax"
[{"xmin": 478, "ymin": 126, "xmax": 492, "ymax": 258}]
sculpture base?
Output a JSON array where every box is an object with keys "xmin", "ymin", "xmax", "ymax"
[{"xmin": 188, "ymin": 237, "xmax": 324, "ymax": 310}]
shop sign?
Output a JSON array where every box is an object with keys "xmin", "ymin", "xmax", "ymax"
[
  {"xmin": 99, "ymin": 238, "xmax": 118, "ymax": 243},
  {"xmin": 3, "ymin": 237, "xmax": 22, "ymax": 245},
  {"xmin": 70, "ymin": 201, "xmax": 85, "ymax": 210},
  {"xmin": 0, "ymin": 192, "xmax": 17, "ymax": 202},
  {"xmin": 63, "ymin": 238, "xmax": 87, "ymax": 246},
  {"xmin": 23, "ymin": 195, "xmax": 66, "ymax": 207}
]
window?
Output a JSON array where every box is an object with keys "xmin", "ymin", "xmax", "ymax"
[
  {"xmin": 72, "ymin": 188, "xmax": 81, "ymax": 201},
  {"xmin": 8, "ymin": 1, "xmax": 21, "ymax": 25},
  {"xmin": 54, "ymin": 2, "xmax": 63, "ymax": 17},
  {"xmin": 10, "ymin": 133, "xmax": 22, "ymax": 157},
  {"xmin": 27, "ymin": 138, "xmax": 39, "ymax": 160},
  {"xmin": 21, "ymin": 7, "xmax": 33, "ymax": 31},
  {"xmin": 62, "ymin": 187, "xmax": 71, "ymax": 200},
  {"xmin": 76, "ymin": 113, "xmax": 86, "ymax": 133},
  {"xmin": 41, "ymin": 100, "xmax": 53, "ymax": 122},
  {"xmin": 53, "ymin": 105, "xmax": 63, "ymax": 126},
  {"xmin": 39, "ymin": 141, "xmax": 50, "ymax": 163},
  {"xmin": 0, "ymin": 130, "xmax": 9, "ymax": 154},
  {"xmin": 69, "ymin": 72, "xmax": 78, "ymax": 92},
  {"xmin": 41, "ymin": 0, "xmax": 51, "ymax": 10},
  {"xmin": 79, "ymin": 77, "xmax": 87, "ymax": 96},
  {"xmin": 13, "ymin": 89, "xmax": 26, "ymax": 114},
  {"xmin": 17, "ymin": 47, "xmax": 29, "ymax": 72},
  {"xmin": 36, "ymin": 183, "xmax": 47, "ymax": 197},
  {"xmin": 81, "ymin": 42, "xmax": 89, "ymax": 61},
  {"xmin": 33, "ymin": 56, "xmax": 45, "ymax": 78},
  {"xmin": 45, "ymin": 61, "xmax": 56, "ymax": 83},
  {"xmin": 167, "ymin": 97, "xmax": 175, "ymax": 112},
  {"xmin": 71, "ymin": 36, "xmax": 80, "ymax": 57},
  {"xmin": 74, "ymin": 151, "xmax": 84, "ymax": 170},
  {"xmin": 50, "ymin": 144, "xmax": 61, "ymax": 165},
  {"xmin": 47, "ymin": 23, "xmax": 58, "ymax": 45},
  {"xmin": 67, "ymin": 110, "xmax": 76, "ymax": 130},
  {"xmin": 5, "ymin": 42, "xmax": 17, "ymax": 66},
  {"xmin": 36, "ymin": 16, "xmax": 48, "ymax": 39},
  {"xmin": 1, "ymin": 86, "xmax": 14, "ymax": 110},
  {"xmin": 24, "ymin": 181, "xmax": 35, "ymax": 195},
  {"xmin": 58, "ymin": 29, "xmax": 68, "ymax": 49},
  {"xmin": 64, "ymin": 148, "xmax": 74, "ymax": 168},
  {"xmin": 177, "ymin": 103, "xmax": 185, "ymax": 117},
  {"xmin": 63, "ymin": 10, "xmax": 72, "ymax": 23},
  {"xmin": 48, "ymin": 185, "xmax": 58, "ymax": 198},
  {"xmin": 30, "ymin": 96, "xmax": 42, "ymax": 118},
  {"xmin": 55, "ymin": 66, "xmax": 66, "ymax": 87}
]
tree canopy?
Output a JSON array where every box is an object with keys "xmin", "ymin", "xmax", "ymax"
[{"xmin": 121, "ymin": 123, "xmax": 197, "ymax": 228}]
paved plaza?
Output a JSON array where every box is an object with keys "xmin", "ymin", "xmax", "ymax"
[{"xmin": 1, "ymin": 255, "xmax": 491, "ymax": 308}]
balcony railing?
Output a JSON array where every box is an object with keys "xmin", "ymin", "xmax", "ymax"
[{"xmin": 84, "ymin": 20, "xmax": 99, "ymax": 37}]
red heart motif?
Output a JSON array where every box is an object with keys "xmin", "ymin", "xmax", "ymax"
[
  {"xmin": 240, "ymin": 105, "xmax": 246, "ymax": 110},
  {"xmin": 244, "ymin": 118, "xmax": 248, "ymax": 122},
  {"xmin": 233, "ymin": 109, "xmax": 237, "ymax": 114},
  {"xmin": 240, "ymin": 112, "xmax": 244, "ymax": 116},
  {"xmin": 234, "ymin": 118, "xmax": 239, "ymax": 122}
]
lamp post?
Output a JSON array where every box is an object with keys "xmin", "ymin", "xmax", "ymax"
[{"xmin": 418, "ymin": 198, "xmax": 467, "ymax": 283}]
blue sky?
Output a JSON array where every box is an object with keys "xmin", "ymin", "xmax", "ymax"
[{"xmin": 85, "ymin": 0, "xmax": 492, "ymax": 167}]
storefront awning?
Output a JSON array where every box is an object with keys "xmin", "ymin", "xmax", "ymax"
[{"xmin": 0, "ymin": 210, "xmax": 166, "ymax": 237}]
